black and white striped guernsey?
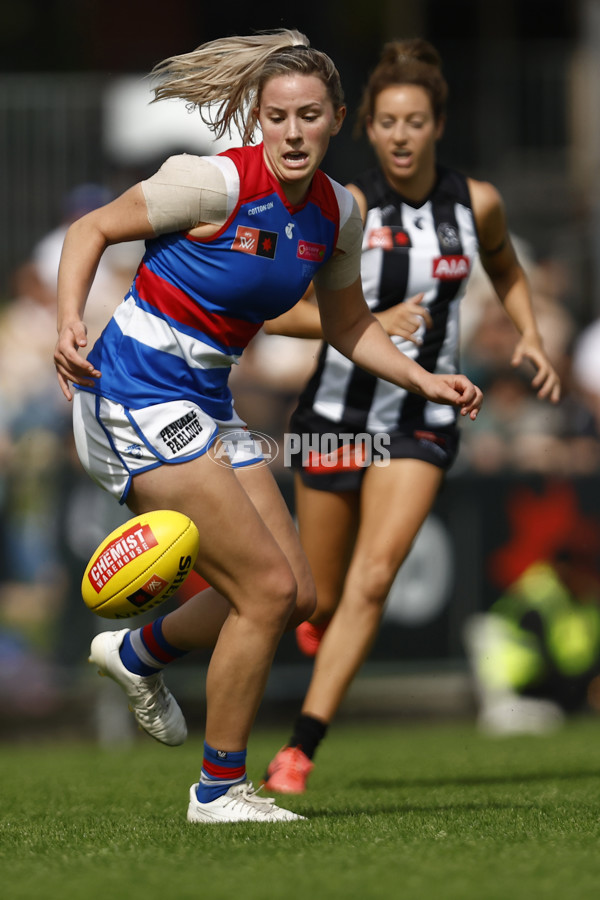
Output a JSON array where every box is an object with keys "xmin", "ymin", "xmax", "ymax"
[{"xmin": 291, "ymin": 165, "xmax": 480, "ymax": 437}]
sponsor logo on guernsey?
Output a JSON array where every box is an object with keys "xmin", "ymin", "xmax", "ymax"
[
  {"xmin": 88, "ymin": 524, "xmax": 159, "ymax": 593},
  {"xmin": 367, "ymin": 226, "xmax": 412, "ymax": 250},
  {"xmin": 297, "ymin": 240, "xmax": 326, "ymax": 262},
  {"xmin": 285, "ymin": 222, "xmax": 295, "ymax": 239},
  {"xmin": 160, "ymin": 410, "xmax": 206, "ymax": 454},
  {"xmin": 247, "ymin": 201, "xmax": 274, "ymax": 216},
  {"xmin": 437, "ymin": 222, "xmax": 461, "ymax": 251},
  {"xmin": 231, "ymin": 225, "xmax": 278, "ymax": 259},
  {"xmin": 432, "ymin": 255, "xmax": 470, "ymax": 280}
]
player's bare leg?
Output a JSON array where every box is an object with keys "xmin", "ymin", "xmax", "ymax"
[
  {"xmin": 293, "ymin": 475, "xmax": 359, "ymax": 623},
  {"xmin": 127, "ymin": 451, "xmax": 315, "ymax": 750},
  {"xmin": 264, "ymin": 458, "xmax": 443, "ymax": 793},
  {"xmin": 292, "ymin": 476, "xmax": 359, "ymax": 655},
  {"xmin": 302, "ymin": 459, "xmax": 443, "ymax": 722},
  {"xmin": 126, "ymin": 451, "xmax": 312, "ymax": 820},
  {"xmin": 145, "ymin": 464, "xmax": 318, "ymax": 651}
]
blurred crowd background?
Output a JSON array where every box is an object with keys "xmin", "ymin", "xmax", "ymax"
[{"xmin": 2, "ymin": 0, "xmax": 600, "ymax": 739}]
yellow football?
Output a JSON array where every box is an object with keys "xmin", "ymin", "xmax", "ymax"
[{"xmin": 81, "ymin": 510, "xmax": 200, "ymax": 619}]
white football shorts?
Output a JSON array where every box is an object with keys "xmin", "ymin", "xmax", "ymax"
[{"xmin": 72, "ymin": 390, "xmax": 264, "ymax": 503}]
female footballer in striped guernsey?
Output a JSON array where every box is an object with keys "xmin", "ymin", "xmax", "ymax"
[
  {"xmin": 262, "ymin": 39, "xmax": 560, "ymax": 794},
  {"xmin": 54, "ymin": 30, "xmax": 482, "ymax": 823}
]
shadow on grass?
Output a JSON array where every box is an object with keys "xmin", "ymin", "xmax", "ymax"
[
  {"xmin": 353, "ymin": 767, "xmax": 600, "ymax": 790},
  {"xmin": 299, "ymin": 799, "xmax": 546, "ymax": 819}
]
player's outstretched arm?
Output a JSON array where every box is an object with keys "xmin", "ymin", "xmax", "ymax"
[
  {"xmin": 264, "ymin": 288, "xmax": 432, "ymax": 345},
  {"xmin": 316, "ymin": 277, "xmax": 482, "ymax": 419},
  {"xmin": 470, "ymin": 178, "xmax": 561, "ymax": 404}
]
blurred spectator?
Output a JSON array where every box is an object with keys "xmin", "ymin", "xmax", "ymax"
[
  {"xmin": 463, "ymin": 545, "xmax": 600, "ymax": 735},
  {"xmin": 457, "ymin": 243, "xmax": 600, "ymax": 475},
  {"xmin": 0, "ymin": 183, "xmax": 141, "ymax": 431},
  {"xmin": 32, "ymin": 182, "xmax": 143, "ymax": 350},
  {"xmin": 0, "ymin": 259, "xmax": 67, "ymax": 589},
  {"xmin": 458, "ymin": 366, "xmax": 566, "ymax": 474},
  {"xmin": 460, "ymin": 238, "xmax": 575, "ymax": 382},
  {"xmin": 0, "ymin": 259, "xmax": 67, "ymax": 712},
  {"xmin": 0, "ymin": 260, "xmax": 64, "ymax": 431}
]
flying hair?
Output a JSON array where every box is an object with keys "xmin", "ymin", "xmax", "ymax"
[
  {"xmin": 150, "ymin": 29, "xmax": 345, "ymax": 145},
  {"xmin": 354, "ymin": 38, "xmax": 448, "ymax": 137}
]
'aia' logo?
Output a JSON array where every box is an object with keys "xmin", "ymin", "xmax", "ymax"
[{"xmin": 432, "ymin": 255, "xmax": 470, "ymax": 280}]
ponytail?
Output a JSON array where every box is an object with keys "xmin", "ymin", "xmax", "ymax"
[{"xmin": 151, "ymin": 29, "xmax": 344, "ymax": 145}]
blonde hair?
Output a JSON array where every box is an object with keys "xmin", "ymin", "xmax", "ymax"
[
  {"xmin": 355, "ymin": 39, "xmax": 448, "ymax": 137},
  {"xmin": 151, "ymin": 29, "xmax": 345, "ymax": 145}
]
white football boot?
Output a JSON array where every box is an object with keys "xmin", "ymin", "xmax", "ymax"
[
  {"xmin": 89, "ymin": 629, "xmax": 187, "ymax": 746},
  {"xmin": 186, "ymin": 782, "xmax": 306, "ymax": 823}
]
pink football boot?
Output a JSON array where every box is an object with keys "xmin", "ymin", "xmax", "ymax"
[
  {"xmin": 262, "ymin": 746, "xmax": 315, "ymax": 794},
  {"xmin": 295, "ymin": 620, "xmax": 330, "ymax": 657}
]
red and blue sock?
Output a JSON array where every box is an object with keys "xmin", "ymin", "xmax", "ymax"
[
  {"xmin": 196, "ymin": 742, "xmax": 247, "ymax": 803},
  {"xmin": 119, "ymin": 616, "xmax": 188, "ymax": 676}
]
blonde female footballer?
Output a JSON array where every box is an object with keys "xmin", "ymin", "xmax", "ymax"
[{"xmin": 54, "ymin": 31, "xmax": 482, "ymax": 823}]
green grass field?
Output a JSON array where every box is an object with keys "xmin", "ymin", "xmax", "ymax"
[{"xmin": 1, "ymin": 717, "xmax": 600, "ymax": 900}]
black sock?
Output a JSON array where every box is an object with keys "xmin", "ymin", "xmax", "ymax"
[{"xmin": 288, "ymin": 713, "xmax": 328, "ymax": 760}]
